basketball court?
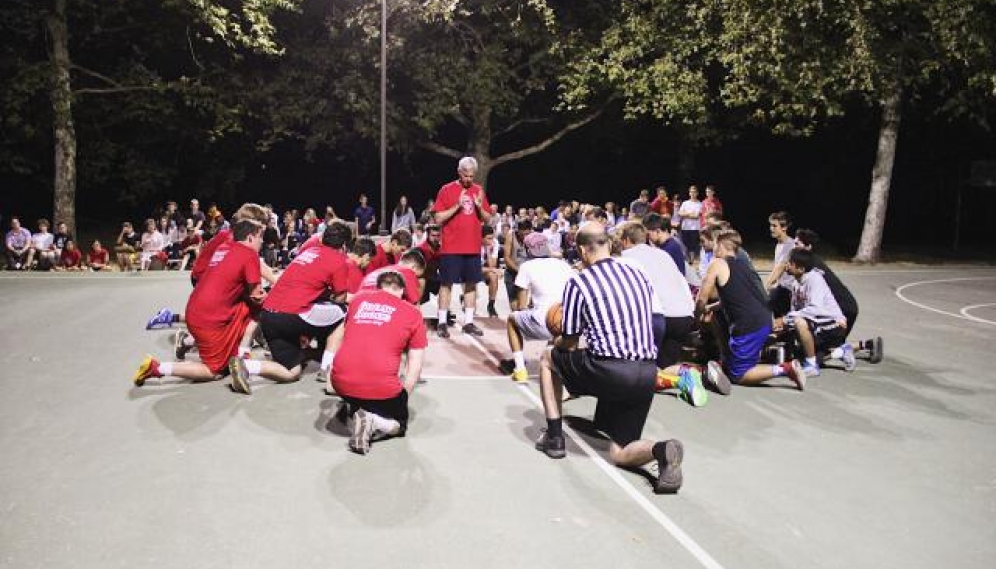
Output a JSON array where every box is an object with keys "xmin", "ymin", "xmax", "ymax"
[{"xmin": 0, "ymin": 266, "xmax": 994, "ymax": 568}]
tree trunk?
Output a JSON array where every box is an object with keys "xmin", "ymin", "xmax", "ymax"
[
  {"xmin": 48, "ymin": 0, "xmax": 77, "ymax": 237},
  {"xmin": 853, "ymin": 88, "xmax": 902, "ymax": 263}
]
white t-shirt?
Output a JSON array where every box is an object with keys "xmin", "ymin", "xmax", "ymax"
[
  {"xmin": 542, "ymin": 228, "xmax": 562, "ymax": 254},
  {"xmin": 774, "ymin": 238, "xmax": 795, "ymax": 288},
  {"xmin": 31, "ymin": 232, "xmax": 53, "ymax": 250},
  {"xmin": 514, "ymin": 257, "xmax": 575, "ymax": 317},
  {"xmin": 678, "ymin": 200, "xmax": 702, "ymax": 231},
  {"xmin": 480, "ymin": 242, "xmax": 499, "ymax": 266},
  {"xmin": 141, "ymin": 231, "xmax": 167, "ymax": 253},
  {"xmin": 620, "ymin": 245, "xmax": 694, "ymax": 317}
]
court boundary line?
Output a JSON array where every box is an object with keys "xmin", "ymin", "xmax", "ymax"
[
  {"xmin": 959, "ymin": 303, "xmax": 996, "ymax": 326},
  {"xmin": 461, "ymin": 334, "xmax": 726, "ymax": 569},
  {"xmin": 894, "ymin": 276, "xmax": 996, "ymax": 327}
]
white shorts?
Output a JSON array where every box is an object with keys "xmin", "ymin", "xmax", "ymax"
[{"xmin": 511, "ymin": 310, "xmax": 553, "ymax": 341}]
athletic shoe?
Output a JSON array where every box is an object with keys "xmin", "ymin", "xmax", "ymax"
[
  {"xmin": 145, "ymin": 308, "xmax": 173, "ymax": 330},
  {"xmin": 462, "ymin": 322, "xmax": 484, "ymax": 337},
  {"xmin": 802, "ymin": 362, "xmax": 821, "ymax": 378},
  {"xmin": 487, "ymin": 302, "xmax": 499, "ymax": 318},
  {"xmin": 535, "ymin": 429, "xmax": 566, "ymax": 459},
  {"xmin": 511, "ymin": 368, "xmax": 529, "ymax": 383},
  {"xmin": 499, "ymin": 359, "xmax": 516, "ymax": 374},
  {"xmin": 133, "ymin": 355, "xmax": 161, "ymax": 387},
  {"xmin": 704, "ymin": 361, "xmax": 732, "ymax": 395},
  {"xmin": 436, "ymin": 323, "xmax": 450, "ymax": 339},
  {"xmin": 251, "ymin": 325, "xmax": 268, "ymax": 351},
  {"xmin": 333, "ymin": 400, "xmax": 349, "ymax": 424},
  {"xmin": 174, "ymin": 329, "xmax": 192, "ymax": 361},
  {"xmin": 677, "ymin": 368, "xmax": 708, "ymax": 408},
  {"xmin": 228, "ymin": 356, "xmax": 252, "ymax": 395},
  {"xmin": 841, "ymin": 343, "xmax": 856, "ymax": 372},
  {"xmin": 869, "ymin": 336, "xmax": 884, "ymax": 364},
  {"xmin": 783, "ymin": 360, "xmax": 807, "ymax": 391},
  {"xmin": 654, "ymin": 439, "xmax": 684, "ymax": 495},
  {"xmin": 349, "ymin": 409, "xmax": 374, "ymax": 455}
]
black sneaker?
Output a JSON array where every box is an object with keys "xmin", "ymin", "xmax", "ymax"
[
  {"xmin": 446, "ymin": 314, "xmax": 457, "ymax": 326},
  {"xmin": 462, "ymin": 322, "xmax": 484, "ymax": 337},
  {"xmin": 535, "ymin": 429, "xmax": 566, "ymax": 459},
  {"xmin": 174, "ymin": 329, "xmax": 192, "ymax": 361},
  {"xmin": 654, "ymin": 439, "xmax": 684, "ymax": 495},
  {"xmin": 499, "ymin": 359, "xmax": 516, "ymax": 374},
  {"xmin": 869, "ymin": 336, "xmax": 884, "ymax": 364},
  {"xmin": 436, "ymin": 323, "xmax": 450, "ymax": 339},
  {"xmin": 348, "ymin": 409, "xmax": 374, "ymax": 455},
  {"xmin": 487, "ymin": 302, "xmax": 499, "ymax": 318}
]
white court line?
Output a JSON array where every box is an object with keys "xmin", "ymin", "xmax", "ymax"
[
  {"xmin": 421, "ymin": 374, "xmax": 529, "ymax": 381},
  {"xmin": 462, "ymin": 334, "xmax": 726, "ymax": 569},
  {"xmin": 959, "ymin": 303, "xmax": 996, "ymax": 326},
  {"xmin": 894, "ymin": 276, "xmax": 996, "ymax": 326}
]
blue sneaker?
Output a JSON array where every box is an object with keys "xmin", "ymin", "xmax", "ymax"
[
  {"xmin": 145, "ymin": 308, "xmax": 174, "ymax": 330},
  {"xmin": 677, "ymin": 368, "xmax": 708, "ymax": 408}
]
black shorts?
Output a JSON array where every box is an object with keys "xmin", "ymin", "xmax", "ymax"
[
  {"xmin": 680, "ymin": 230, "xmax": 700, "ymax": 259},
  {"xmin": 419, "ymin": 277, "xmax": 441, "ymax": 304},
  {"xmin": 259, "ymin": 310, "xmax": 337, "ymax": 370},
  {"xmin": 550, "ymin": 348, "xmax": 656, "ymax": 447},
  {"xmin": 341, "ymin": 390, "xmax": 409, "ymax": 433},
  {"xmin": 438, "ymin": 254, "xmax": 483, "ymax": 285},
  {"xmin": 787, "ymin": 318, "xmax": 847, "ymax": 357},
  {"xmin": 660, "ymin": 315, "xmax": 696, "ymax": 368},
  {"xmin": 768, "ymin": 286, "xmax": 792, "ymax": 318},
  {"xmin": 504, "ymin": 269, "xmax": 518, "ymax": 304}
]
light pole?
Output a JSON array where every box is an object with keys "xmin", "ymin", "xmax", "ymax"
[{"xmin": 379, "ymin": 0, "xmax": 388, "ymax": 235}]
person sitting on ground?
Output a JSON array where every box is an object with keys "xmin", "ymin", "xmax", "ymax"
[
  {"xmin": 87, "ymin": 240, "xmax": 109, "ymax": 271},
  {"xmin": 693, "ymin": 229, "xmax": 806, "ymax": 393},
  {"xmin": 775, "ymin": 248, "xmax": 852, "ymax": 377},
  {"xmin": 115, "ymin": 222, "xmax": 140, "ymax": 271},
  {"xmin": 139, "ymin": 218, "xmax": 168, "ymax": 270},
  {"xmin": 411, "ymin": 223, "xmax": 427, "ymax": 248},
  {"xmin": 764, "ymin": 211, "xmax": 795, "ymax": 318},
  {"xmin": 364, "ymin": 228, "xmax": 412, "ymax": 275},
  {"xmin": 5, "ymin": 216, "xmax": 32, "ymax": 270},
  {"xmin": 643, "ymin": 213, "xmax": 687, "ymax": 278},
  {"xmin": 176, "ymin": 224, "xmax": 202, "ymax": 270},
  {"xmin": 534, "ymin": 222, "xmax": 686, "ymax": 496},
  {"xmin": 500, "ymin": 232, "xmax": 575, "ymax": 383},
  {"xmin": 481, "ymin": 225, "xmax": 501, "ymax": 317},
  {"xmin": 228, "ymin": 222, "xmax": 353, "ymax": 395},
  {"xmin": 794, "ymin": 229, "xmax": 882, "ymax": 364},
  {"xmin": 329, "ymin": 270, "xmax": 428, "ymax": 455},
  {"xmin": 52, "ymin": 221, "xmax": 71, "ymax": 260},
  {"xmin": 26, "ymin": 219, "xmax": 57, "ymax": 270},
  {"xmin": 56, "ymin": 239, "xmax": 84, "ymax": 271},
  {"xmin": 132, "ymin": 219, "xmax": 266, "ymax": 387},
  {"xmin": 262, "ymin": 216, "xmax": 281, "ymax": 268}
]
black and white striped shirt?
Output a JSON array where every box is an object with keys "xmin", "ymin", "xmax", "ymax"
[{"xmin": 561, "ymin": 258, "xmax": 657, "ymax": 361}]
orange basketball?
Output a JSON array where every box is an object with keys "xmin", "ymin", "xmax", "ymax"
[{"xmin": 545, "ymin": 302, "xmax": 564, "ymax": 337}]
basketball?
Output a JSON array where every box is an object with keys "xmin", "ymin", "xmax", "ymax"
[{"xmin": 545, "ymin": 302, "xmax": 564, "ymax": 337}]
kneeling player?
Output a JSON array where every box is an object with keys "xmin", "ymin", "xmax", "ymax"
[{"xmin": 329, "ymin": 271, "xmax": 427, "ymax": 455}]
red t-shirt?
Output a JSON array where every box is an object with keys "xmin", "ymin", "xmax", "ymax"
[
  {"xmin": 191, "ymin": 228, "xmax": 232, "ymax": 283},
  {"xmin": 701, "ymin": 197, "xmax": 723, "ymax": 224},
  {"xmin": 61, "ymin": 249, "xmax": 82, "ymax": 267},
  {"xmin": 87, "ymin": 249, "xmax": 109, "ymax": 266},
  {"xmin": 299, "ymin": 233, "xmax": 322, "ymax": 253},
  {"xmin": 331, "ymin": 290, "xmax": 428, "ymax": 400},
  {"xmin": 649, "ymin": 197, "xmax": 670, "ymax": 216},
  {"xmin": 360, "ymin": 264, "xmax": 421, "ymax": 305},
  {"xmin": 417, "ymin": 241, "xmax": 442, "ymax": 279},
  {"xmin": 346, "ymin": 259, "xmax": 365, "ymax": 294},
  {"xmin": 364, "ymin": 243, "xmax": 394, "ymax": 275},
  {"xmin": 263, "ymin": 246, "xmax": 349, "ymax": 314},
  {"xmin": 186, "ymin": 241, "xmax": 261, "ymax": 328},
  {"xmin": 432, "ymin": 181, "xmax": 490, "ymax": 255}
]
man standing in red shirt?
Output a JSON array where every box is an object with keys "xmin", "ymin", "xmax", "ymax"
[
  {"xmin": 329, "ymin": 271, "xmax": 428, "ymax": 455},
  {"xmin": 431, "ymin": 157, "xmax": 491, "ymax": 338},
  {"xmin": 228, "ymin": 222, "xmax": 353, "ymax": 395},
  {"xmin": 133, "ymin": 219, "xmax": 265, "ymax": 386}
]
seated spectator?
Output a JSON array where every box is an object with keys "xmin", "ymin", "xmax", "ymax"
[
  {"xmin": 5, "ymin": 216, "xmax": 32, "ymax": 270},
  {"xmin": 201, "ymin": 217, "xmax": 220, "ymax": 243},
  {"xmin": 27, "ymin": 218, "xmax": 57, "ymax": 270},
  {"xmin": 56, "ymin": 239, "xmax": 84, "ymax": 271},
  {"xmin": 115, "ymin": 221, "xmax": 140, "ymax": 271},
  {"xmin": 262, "ymin": 217, "xmax": 281, "ymax": 268},
  {"xmin": 140, "ymin": 218, "xmax": 167, "ymax": 270},
  {"xmin": 280, "ymin": 215, "xmax": 302, "ymax": 268},
  {"xmin": 52, "ymin": 221, "xmax": 71, "ymax": 259},
  {"xmin": 412, "ymin": 223, "xmax": 427, "ymax": 247},
  {"xmin": 174, "ymin": 225, "xmax": 202, "ymax": 270},
  {"xmin": 87, "ymin": 240, "xmax": 110, "ymax": 271}
]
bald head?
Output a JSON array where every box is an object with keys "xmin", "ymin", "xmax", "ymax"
[{"xmin": 576, "ymin": 222, "xmax": 610, "ymax": 265}]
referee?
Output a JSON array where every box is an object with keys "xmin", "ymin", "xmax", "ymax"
[{"xmin": 535, "ymin": 223, "xmax": 685, "ymax": 495}]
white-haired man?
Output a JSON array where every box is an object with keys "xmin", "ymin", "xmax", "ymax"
[{"xmin": 431, "ymin": 156, "xmax": 491, "ymax": 338}]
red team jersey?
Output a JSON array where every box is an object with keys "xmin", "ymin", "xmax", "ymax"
[
  {"xmin": 417, "ymin": 241, "xmax": 442, "ymax": 279},
  {"xmin": 186, "ymin": 241, "xmax": 261, "ymax": 328},
  {"xmin": 364, "ymin": 243, "xmax": 394, "ymax": 275},
  {"xmin": 345, "ymin": 259, "xmax": 365, "ymax": 294},
  {"xmin": 263, "ymin": 246, "xmax": 349, "ymax": 314},
  {"xmin": 432, "ymin": 181, "xmax": 490, "ymax": 255},
  {"xmin": 360, "ymin": 264, "xmax": 421, "ymax": 305},
  {"xmin": 331, "ymin": 290, "xmax": 428, "ymax": 400},
  {"xmin": 299, "ymin": 233, "xmax": 322, "ymax": 253},
  {"xmin": 191, "ymin": 228, "xmax": 233, "ymax": 283}
]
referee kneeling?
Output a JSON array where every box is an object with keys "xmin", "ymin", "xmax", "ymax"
[{"xmin": 535, "ymin": 223, "xmax": 685, "ymax": 495}]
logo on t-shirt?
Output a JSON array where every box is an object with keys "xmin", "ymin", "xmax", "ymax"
[
  {"xmin": 354, "ymin": 300, "xmax": 397, "ymax": 326},
  {"xmin": 209, "ymin": 249, "xmax": 228, "ymax": 267},
  {"xmin": 460, "ymin": 193, "xmax": 475, "ymax": 215},
  {"xmin": 294, "ymin": 249, "xmax": 319, "ymax": 266}
]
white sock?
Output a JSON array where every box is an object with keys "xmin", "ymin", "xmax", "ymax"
[
  {"xmin": 182, "ymin": 334, "xmax": 195, "ymax": 347},
  {"xmin": 368, "ymin": 412, "xmax": 400, "ymax": 438},
  {"xmin": 513, "ymin": 351, "xmax": 526, "ymax": 371},
  {"xmin": 771, "ymin": 365, "xmax": 784, "ymax": 377},
  {"xmin": 438, "ymin": 310, "xmax": 448, "ymax": 324},
  {"xmin": 159, "ymin": 362, "xmax": 174, "ymax": 376},
  {"xmin": 464, "ymin": 307, "xmax": 475, "ymax": 324},
  {"xmin": 321, "ymin": 350, "xmax": 336, "ymax": 370},
  {"xmin": 830, "ymin": 346, "xmax": 844, "ymax": 359},
  {"xmin": 806, "ymin": 356, "xmax": 817, "ymax": 367},
  {"xmin": 244, "ymin": 359, "xmax": 262, "ymax": 375}
]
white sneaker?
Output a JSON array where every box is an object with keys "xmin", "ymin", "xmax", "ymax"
[{"xmin": 841, "ymin": 344, "xmax": 856, "ymax": 372}]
